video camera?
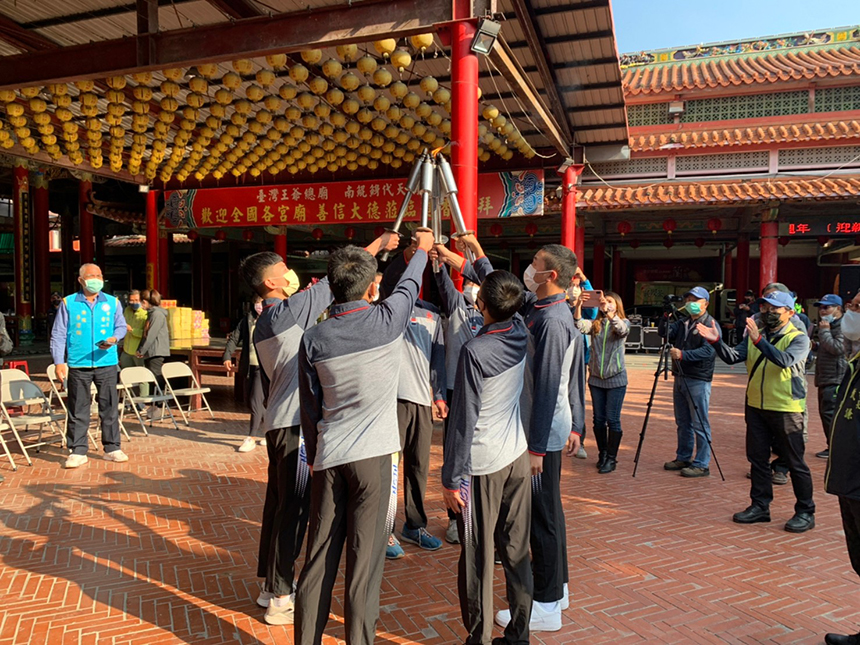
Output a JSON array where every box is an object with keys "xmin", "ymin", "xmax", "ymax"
[{"xmin": 663, "ymin": 294, "xmax": 683, "ymax": 314}]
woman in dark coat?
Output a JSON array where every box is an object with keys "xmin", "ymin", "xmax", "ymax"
[{"xmin": 223, "ymin": 296, "xmax": 266, "ymax": 452}]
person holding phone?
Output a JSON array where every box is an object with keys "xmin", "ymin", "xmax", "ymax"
[
  {"xmin": 573, "ymin": 291, "xmax": 630, "ymax": 474},
  {"xmin": 50, "ymin": 263, "xmax": 128, "ymax": 469},
  {"xmin": 136, "ymin": 290, "xmax": 170, "ymax": 418}
]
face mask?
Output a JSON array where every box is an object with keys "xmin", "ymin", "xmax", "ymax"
[
  {"xmin": 821, "ymin": 314, "xmax": 835, "ymax": 323},
  {"xmin": 130, "ymin": 303, "xmax": 141, "ymax": 310},
  {"xmin": 843, "ymin": 309, "xmax": 860, "ymax": 341},
  {"xmin": 84, "ymin": 278, "xmax": 103, "ymax": 294},
  {"xmin": 685, "ymin": 301, "xmax": 703, "ymax": 316},
  {"xmin": 463, "ymin": 286, "xmax": 480, "ymax": 306},
  {"xmin": 254, "ymin": 302, "xmax": 263, "ymax": 315},
  {"xmin": 762, "ymin": 311, "xmax": 785, "ymax": 330},
  {"xmin": 283, "ymin": 269, "xmax": 300, "ymax": 297},
  {"xmin": 604, "ymin": 303, "xmax": 616, "ymax": 314},
  {"xmin": 566, "ymin": 285, "xmax": 581, "ymax": 302},
  {"xmin": 523, "ymin": 265, "xmax": 550, "ymax": 293},
  {"xmin": 371, "ymin": 285, "xmax": 380, "ymax": 303}
]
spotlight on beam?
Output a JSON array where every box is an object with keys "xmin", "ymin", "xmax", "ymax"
[{"xmin": 470, "ymin": 18, "xmax": 502, "ymax": 55}]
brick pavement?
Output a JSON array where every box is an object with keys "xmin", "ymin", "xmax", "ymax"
[{"xmin": 0, "ymin": 363, "xmax": 858, "ymax": 644}]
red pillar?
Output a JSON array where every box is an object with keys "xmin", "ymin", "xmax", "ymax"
[
  {"xmin": 450, "ymin": 19, "xmax": 478, "ymax": 291},
  {"xmin": 561, "ymin": 164, "xmax": 585, "ymax": 259},
  {"xmin": 574, "ymin": 223, "xmax": 585, "ymax": 270},
  {"xmin": 33, "ymin": 171, "xmax": 50, "ymax": 317},
  {"xmin": 735, "ymin": 233, "xmax": 750, "ymax": 296},
  {"xmin": 78, "ymin": 174, "xmax": 94, "ymax": 264},
  {"xmin": 592, "ymin": 238, "xmax": 606, "ymax": 288},
  {"xmin": 146, "ymin": 189, "xmax": 159, "ymax": 290},
  {"xmin": 13, "ymin": 162, "xmax": 32, "ymax": 342},
  {"xmin": 760, "ymin": 220, "xmax": 779, "ymax": 294},
  {"xmin": 275, "ymin": 233, "xmax": 287, "ymax": 260}
]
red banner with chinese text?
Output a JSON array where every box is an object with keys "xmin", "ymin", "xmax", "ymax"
[{"xmin": 162, "ymin": 171, "xmax": 544, "ymax": 229}]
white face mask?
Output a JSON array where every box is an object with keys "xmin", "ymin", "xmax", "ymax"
[
  {"xmin": 523, "ymin": 264, "xmax": 550, "ymax": 294},
  {"xmin": 843, "ymin": 309, "xmax": 860, "ymax": 341},
  {"xmin": 566, "ymin": 285, "xmax": 581, "ymax": 302},
  {"xmin": 463, "ymin": 285, "xmax": 480, "ymax": 306}
]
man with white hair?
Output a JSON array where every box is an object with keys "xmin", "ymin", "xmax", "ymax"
[{"xmin": 50, "ymin": 263, "xmax": 128, "ymax": 468}]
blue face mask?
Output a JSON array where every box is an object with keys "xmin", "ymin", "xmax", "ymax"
[
  {"xmin": 821, "ymin": 313, "xmax": 835, "ymax": 323},
  {"xmin": 130, "ymin": 302, "xmax": 141, "ymax": 310}
]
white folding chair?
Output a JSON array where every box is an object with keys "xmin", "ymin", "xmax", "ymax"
[
  {"xmin": 119, "ymin": 366, "xmax": 178, "ymax": 432},
  {"xmin": 161, "ymin": 362, "xmax": 214, "ymax": 426},
  {"xmin": 0, "ymin": 369, "xmax": 65, "ymax": 466}
]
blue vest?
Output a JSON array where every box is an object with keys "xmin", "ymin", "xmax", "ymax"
[{"xmin": 64, "ymin": 293, "xmax": 119, "ymax": 368}]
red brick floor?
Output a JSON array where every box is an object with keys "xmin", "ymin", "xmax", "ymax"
[{"xmin": 1, "ymin": 364, "xmax": 858, "ymax": 644}]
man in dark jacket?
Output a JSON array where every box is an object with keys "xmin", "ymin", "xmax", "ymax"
[
  {"xmin": 814, "ymin": 294, "xmax": 847, "ymax": 460},
  {"xmin": 658, "ymin": 286, "xmax": 718, "ymax": 478},
  {"xmin": 824, "ymin": 350, "xmax": 860, "ymax": 644},
  {"xmin": 223, "ymin": 296, "xmax": 266, "ymax": 452}
]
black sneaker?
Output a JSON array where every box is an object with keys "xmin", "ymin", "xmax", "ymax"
[
  {"xmin": 732, "ymin": 505, "xmax": 771, "ymax": 524},
  {"xmin": 825, "ymin": 632, "xmax": 860, "ymax": 645},
  {"xmin": 784, "ymin": 512, "xmax": 815, "ymax": 533},
  {"xmin": 816, "ymin": 449, "xmax": 830, "ymax": 459}
]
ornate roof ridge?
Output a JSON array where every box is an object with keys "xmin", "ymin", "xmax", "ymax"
[{"xmin": 620, "ymin": 26, "xmax": 860, "ymax": 69}]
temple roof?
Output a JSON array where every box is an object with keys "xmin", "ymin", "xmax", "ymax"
[
  {"xmin": 578, "ymin": 175, "xmax": 860, "ymax": 210},
  {"xmin": 621, "ymin": 27, "xmax": 860, "ymax": 96}
]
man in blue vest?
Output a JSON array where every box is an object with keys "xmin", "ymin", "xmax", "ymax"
[{"xmin": 50, "ymin": 263, "xmax": 128, "ymax": 469}]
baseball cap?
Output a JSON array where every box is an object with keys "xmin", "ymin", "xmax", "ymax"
[
  {"xmin": 814, "ymin": 294, "xmax": 843, "ymax": 307},
  {"xmin": 684, "ymin": 286, "xmax": 710, "ymax": 302},
  {"xmin": 761, "ymin": 291, "xmax": 795, "ymax": 310}
]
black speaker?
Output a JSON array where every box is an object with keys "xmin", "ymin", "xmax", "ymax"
[
  {"xmin": 642, "ymin": 327, "xmax": 662, "ymax": 351},
  {"xmin": 840, "ymin": 264, "xmax": 860, "ymax": 303}
]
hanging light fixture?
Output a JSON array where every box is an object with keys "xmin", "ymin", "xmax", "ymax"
[{"xmin": 470, "ymin": 18, "xmax": 501, "ymax": 55}]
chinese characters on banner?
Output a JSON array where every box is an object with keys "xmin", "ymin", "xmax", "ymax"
[
  {"xmin": 163, "ymin": 171, "xmax": 544, "ymax": 229},
  {"xmin": 781, "ymin": 220, "xmax": 860, "ymax": 236}
]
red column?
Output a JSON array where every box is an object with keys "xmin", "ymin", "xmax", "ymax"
[
  {"xmin": 592, "ymin": 238, "xmax": 606, "ymax": 288},
  {"xmin": 574, "ymin": 222, "xmax": 585, "ymax": 269},
  {"xmin": 450, "ymin": 19, "xmax": 478, "ymax": 291},
  {"xmin": 146, "ymin": 189, "xmax": 158, "ymax": 290},
  {"xmin": 33, "ymin": 171, "xmax": 50, "ymax": 317},
  {"xmin": 735, "ymin": 233, "xmax": 750, "ymax": 296},
  {"xmin": 760, "ymin": 220, "xmax": 778, "ymax": 293},
  {"xmin": 611, "ymin": 247, "xmax": 622, "ymax": 294},
  {"xmin": 275, "ymin": 233, "xmax": 287, "ymax": 260},
  {"xmin": 78, "ymin": 174, "xmax": 94, "ymax": 264},
  {"xmin": 561, "ymin": 164, "xmax": 585, "ymax": 256},
  {"xmin": 13, "ymin": 163, "xmax": 32, "ymax": 342}
]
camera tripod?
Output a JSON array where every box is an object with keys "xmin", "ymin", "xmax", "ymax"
[{"xmin": 632, "ymin": 315, "xmax": 725, "ymax": 480}]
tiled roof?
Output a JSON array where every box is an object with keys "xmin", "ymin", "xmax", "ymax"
[
  {"xmin": 631, "ymin": 118, "xmax": 860, "ymax": 151},
  {"xmin": 578, "ymin": 175, "xmax": 860, "ymax": 210},
  {"xmin": 622, "ymin": 46, "xmax": 860, "ymax": 96}
]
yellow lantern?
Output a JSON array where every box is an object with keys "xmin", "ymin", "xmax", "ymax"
[
  {"xmin": 322, "ymin": 59, "xmax": 343, "ymax": 79},
  {"xmin": 314, "ymin": 103, "xmax": 332, "ymax": 118},
  {"xmin": 256, "ymin": 109, "xmax": 272, "ymax": 124},
  {"xmin": 163, "ymin": 68, "xmax": 183, "ymax": 81},
  {"xmin": 210, "ymin": 103, "xmax": 226, "ymax": 118},
  {"xmin": 29, "ymin": 97, "xmax": 47, "ymax": 113},
  {"xmin": 372, "ymin": 68, "xmax": 393, "ymax": 88},
  {"xmin": 248, "ymin": 121, "xmax": 264, "ymax": 134},
  {"xmin": 197, "ymin": 63, "xmax": 218, "ymax": 78},
  {"xmin": 390, "ymin": 49, "xmax": 411, "ymax": 71},
  {"xmin": 160, "ymin": 80, "xmax": 180, "ymax": 97},
  {"xmin": 296, "ymin": 92, "xmax": 314, "ymax": 110},
  {"xmin": 325, "ymin": 87, "xmax": 345, "ymax": 106},
  {"xmin": 289, "ymin": 64, "xmax": 309, "ymax": 83},
  {"xmin": 357, "ymin": 85, "xmax": 376, "ymax": 103},
  {"xmin": 410, "ymin": 33, "xmax": 434, "ymax": 52},
  {"xmin": 256, "ymin": 69, "xmax": 276, "ymax": 87},
  {"xmin": 246, "ymin": 84, "xmax": 264, "ymax": 101},
  {"xmin": 20, "ymin": 87, "xmax": 40, "ymax": 98},
  {"xmin": 389, "ymin": 81, "xmax": 408, "ymax": 100},
  {"xmin": 373, "ymin": 95, "xmax": 391, "ymax": 113},
  {"xmin": 336, "ymin": 44, "xmax": 359, "ymax": 63},
  {"xmin": 302, "ymin": 114, "xmax": 319, "ymax": 129},
  {"xmin": 330, "ymin": 112, "xmax": 347, "ymax": 127},
  {"xmin": 383, "ymin": 124, "xmax": 398, "ymax": 139},
  {"xmin": 345, "ymin": 121, "xmax": 360, "ymax": 135},
  {"xmin": 415, "ymin": 102, "xmax": 433, "ymax": 119},
  {"xmin": 427, "ymin": 112, "xmax": 442, "ymax": 127},
  {"xmin": 402, "ymin": 92, "xmax": 420, "ymax": 109},
  {"xmin": 440, "ymin": 119, "xmax": 452, "ymax": 134},
  {"xmin": 482, "ymin": 105, "xmax": 499, "ymax": 121},
  {"xmin": 0, "ymin": 90, "xmax": 15, "ymax": 102},
  {"xmin": 399, "ymin": 114, "xmax": 415, "ymax": 129},
  {"xmin": 308, "ymin": 77, "xmax": 328, "ymax": 95},
  {"xmin": 386, "ymin": 105, "xmax": 402, "ymax": 122},
  {"xmin": 301, "ymin": 49, "xmax": 323, "ymax": 65},
  {"xmin": 133, "ymin": 85, "xmax": 153, "ymax": 101},
  {"xmin": 54, "ymin": 94, "xmax": 72, "ymax": 108},
  {"xmin": 187, "ymin": 93, "xmax": 206, "ymax": 108},
  {"xmin": 339, "ymin": 72, "xmax": 360, "ymax": 92},
  {"xmin": 342, "ymin": 98, "xmax": 360, "ymax": 115},
  {"xmin": 419, "ymin": 76, "xmax": 438, "ymax": 96},
  {"xmin": 432, "ymin": 87, "xmax": 451, "ymax": 105},
  {"xmin": 234, "ymin": 99, "xmax": 252, "ymax": 115},
  {"xmin": 373, "ymin": 39, "xmax": 396, "ymax": 57},
  {"xmin": 371, "ymin": 117, "xmax": 386, "ymax": 132},
  {"xmin": 74, "ymin": 79, "xmax": 95, "ymax": 92},
  {"xmin": 264, "ymin": 95, "xmax": 282, "ymax": 111},
  {"xmin": 56, "ymin": 108, "xmax": 74, "ymax": 122},
  {"xmin": 5, "ymin": 103, "xmax": 24, "ymax": 117},
  {"xmin": 266, "ymin": 53, "xmax": 288, "ymax": 69},
  {"xmin": 356, "ymin": 108, "xmax": 373, "ymax": 124},
  {"xmin": 160, "ymin": 96, "xmax": 179, "ymax": 112},
  {"xmin": 279, "ymin": 83, "xmax": 298, "ymax": 100},
  {"xmin": 356, "ymin": 55, "xmax": 378, "ymax": 76},
  {"xmin": 285, "ymin": 106, "xmax": 302, "ymax": 121},
  {"xmin": 189, "ymin": 77, "xmax": 208, "ymax": 94},
  {"xmin": 232, "ymin": 59, "xmax": 253, "ymax": 74},
  {"xmin": 223, "ymin": 72, "xmax": 242, "ymax": 90},
  {"xmin": 412, "ymin": 123, "xmax": 427, "ymax": 137},
  {"xmin": 105, "ymin": 75, "xmax": 127, "ymax": 90},
  {"xmin": 214, "ymin": 88, "xmax": 233, "ymax": 105}
]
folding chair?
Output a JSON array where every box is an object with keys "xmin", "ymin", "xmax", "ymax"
[
  {"xmin": 161, "ymin": 362, "xmax": 214, "ymax": 426},
  {"xmin": 119, "ymin": 366, "xmax": 178, "ymax": 432},
  {"xmin": 0, "ymin": 369, "xmax": 65, "ymax": 467}
]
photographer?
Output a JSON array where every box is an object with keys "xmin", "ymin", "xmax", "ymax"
[
  {"xmin": 657, "ymin": 287, "xmax": 717, "ymax": 478},
  {"xmin": 814, "ymin": 294, "xmax": 846, "ymax": 460}
]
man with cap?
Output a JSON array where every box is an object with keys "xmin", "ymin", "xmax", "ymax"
[
  {"xmin": 733, "ymin": 290, "xmax": 756, "ymax": 344},
  {"xmin": 698, "ymin": 290, "xmax": 814, "ymax": 533},
  {"xmin": 814, "ymin": 294, "xmax": 847, "ymax": 460},
  {"xmin": 658, "ymin": 286, "xmax": 718, "ymax": 478}
]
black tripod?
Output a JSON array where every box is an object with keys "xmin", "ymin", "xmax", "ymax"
[{"xmin": 632, "ymin": 315, "xmax": 725, "ymax": 480}]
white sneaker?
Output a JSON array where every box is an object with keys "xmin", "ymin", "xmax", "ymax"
[
  {"xmin": 104, "ymin": 450, "xmax": 129, "ymax": 463},
  {"xmin": 575, "ymin": 446, "xmax": 588, "ymax": 459},
  {"xmin": 256, "ymin": 590, "xmax": 275, "ymax": 608},
  {"xmin": 495, "ymin": 600, "xmax": 562, "ymax": 632},
  {"xmin": 238, "ymin": 437, "xmax": 257, "ymax": 453},
  {"xmin": 561, "ymin": 583, "xmax": 569, "ymax": 611},
  {"xmin": 64, "ymin": 454, "xmax": 88, "ymax": 469},
  {"xmin": 260, "ymin": 437, "xmax": 267, "ymax": 447},
  {"xmin": 264, "ymin": 593, "xmax": 295, "ymax": 625}
]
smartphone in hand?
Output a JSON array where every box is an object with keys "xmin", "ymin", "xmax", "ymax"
[{"xmin": 580, "ymin": 290, "xmax": 604, "ymax": 308}]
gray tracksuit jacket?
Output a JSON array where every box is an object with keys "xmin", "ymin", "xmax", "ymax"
[
  {"xmin": 441, "ymin": 317, "xmax": 529, "ymax": 490},
  {"xmin": 435, "ymin": 262, "xmax": 487, "ymax": 391},
  {"xmin": 398, "ymin": 300, "xmax": 446, "ymax": 406},
  {"xmin": 576, "ymin": 316, "xmax": 630, "ymax": 389},
  {"xmin": 298, "ymin": 250, "xmax": 428, "ymax": 470}
]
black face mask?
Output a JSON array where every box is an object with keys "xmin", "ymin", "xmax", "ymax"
[{"xmin": 762, "ymin": 311, "xmax": 784, "ymax": 330}]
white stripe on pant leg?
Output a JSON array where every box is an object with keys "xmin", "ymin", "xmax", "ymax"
[
  {"xmin": 385, "ymin": 453, "xmax": 399, "ymax": 536},
  {"xmin": 296, "ymin": 431, "xmax": 310, "ymax": 498},
  {"xmin": 460, "ymin": 476, "xmax": 473, "ymax": 548}
]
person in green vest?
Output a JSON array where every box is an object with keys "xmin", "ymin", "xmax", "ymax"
[
  {"xmin": 120, "ymin": 289, "xmax": 149, "ymax": 397},
  {"xmin": 697, "ymin": 290, "xmax": 814, "ymax": 533}
]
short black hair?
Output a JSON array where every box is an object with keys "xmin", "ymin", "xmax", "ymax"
[
  {"xmin": 480, "ymin": 270, "xmax": 523, "ymax": 322},
  {"xmin": 240, "ymin": 252, "xmax": 282, "ymax": 296},
  {"xmin": 328, "ymin": 245, "xmax": 378, "ymax": 303},
  {"xmin": 539, "ymin": 244, "xmax": 577, "ymax": 287}
]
